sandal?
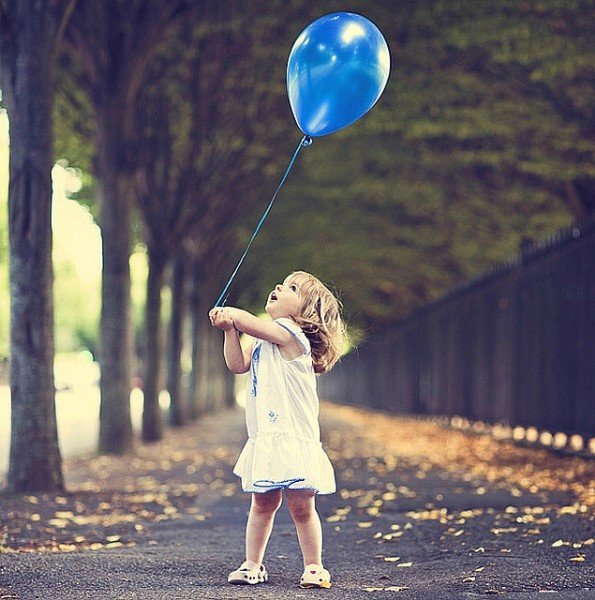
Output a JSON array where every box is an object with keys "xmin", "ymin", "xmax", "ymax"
[
  {"xmin": 228, "ymin": 561, "xmax": 269, "ymax": 585},
  {"xmin": 300, "ymin": 563, "xmax": 332, "ymax": 589}
]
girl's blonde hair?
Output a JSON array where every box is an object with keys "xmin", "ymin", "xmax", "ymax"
[{"xmin": 287, "ymin": 271, "xmax": 344, "ymax": 374}]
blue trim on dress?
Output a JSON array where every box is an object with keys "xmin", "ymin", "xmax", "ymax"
[
  {"xmin": 252, "ymin": 477, "xmax": 306, "ymax": 490},
  {"xmin": 250, "ymin": 343, "xmax": 261, "ymax": 397}
]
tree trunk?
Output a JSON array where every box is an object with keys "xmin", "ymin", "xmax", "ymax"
[
  {"xmin": 142, "ymin": 249, "xmax": 166, "ymax": 442},
  {"xmin": 187, "ymin": 308, "xmax": 199, "ymax": 421},
  {"xmin": 167, "ymin": 251, "xmax": 187, "ymax": 426},
  {"xmin": 0, "ymin": 1, "xmax": 70, "ymax": 493},
  {"xmin": 225, "ymin": 368, "xmax": 236, "ymax": 409},
  {"xmin": 96, "ymin": 108, "xmax": 134, "ymax": 454},
  {"xmin": 196, "ymin": 301, "xmax": 213, "ymax": 415},
  {"xmin": 207, "ymin": 327, "xmax": 225, "ymax": 411},
  {"xmin": 187, "ymin": 257, "xmax": 208, "ymax": 420}
]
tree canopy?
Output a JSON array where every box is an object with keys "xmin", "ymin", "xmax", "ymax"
[
  {"xmin": 235, "ymin": 0, "xmax": 593, "ymax": 328},
  {"xmin": 17, "ymin": 0, "xmax": 594, "ymax": 343}
]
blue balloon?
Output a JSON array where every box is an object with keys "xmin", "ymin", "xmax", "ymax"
[{"xmin": 287, "ymin": 12, "xmax": 390, "ymax": 137}]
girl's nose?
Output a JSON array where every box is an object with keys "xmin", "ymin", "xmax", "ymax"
[{"xmin": 276, "ymin": 284, "xmax": 283, "ymax": 291}]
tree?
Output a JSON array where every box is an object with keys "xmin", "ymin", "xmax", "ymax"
[
  {"xmin": 240, "ymin": 0, "xmax": 593, "ymax": 329},
  {"xmin": 131, "ymin": 1, "xmax": 313, "ymax": 433},
  {"xmin": 62, "ymin": 0, "xmax": 193, "ymax": 453},
  {"xmin": 0, "ymin": 0, "xmax": 77, "ymax": 492},
  {"xmin": 0, "ymin": 108, "xmax": 9, "ymax": 360}
]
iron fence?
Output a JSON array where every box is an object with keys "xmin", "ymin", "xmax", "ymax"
[{"xmin": 320, "ymin": 217, "xmax": 595, "ymax": 437}]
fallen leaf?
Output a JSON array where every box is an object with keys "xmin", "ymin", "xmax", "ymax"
[
  {"xmin": 569, "ymin": 554, "xmax": 586, "ymax": 562},
  {"xmin": 326, "ymin": 514, "xmax": 343, "ymax": 523},
  {"xmin": 491, "ymin": 527, "xmax": 518, "ymax": 535},
  {"xmin": 526, "ymin": 528, "xmax": 541, "ymax": 535},
  {"xmin": 47, "ymin": 519, "xmax": 69, "ymax": 528},
  {"xmin": 364, "ymin": 586, "xmax": 409, "ymax": 592},
  {"xmin": 54, "ymin": 511, "xmax": 74, "ymax": 519},
  {"xmin": 383, "ymin": 532, "xmax": 404, "ymax": 540}
]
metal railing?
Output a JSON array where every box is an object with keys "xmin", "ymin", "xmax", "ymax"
[{"xmin": 320, "ymin": 217, "xmax": 595, "ymax": 438}]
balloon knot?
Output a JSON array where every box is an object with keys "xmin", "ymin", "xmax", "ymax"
[{"xmin": 301, "ymin": 135, "xmax": 313, "ymax": 147}]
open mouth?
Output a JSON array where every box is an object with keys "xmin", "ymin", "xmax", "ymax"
[{"xmin": 269, "ymin": 292, "xmax": 278, "ymax": 302}]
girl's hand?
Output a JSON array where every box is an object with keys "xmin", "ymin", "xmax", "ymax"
[{"xmin": 209, "ymin": 307, "xmax": 235, "ymax": 331}]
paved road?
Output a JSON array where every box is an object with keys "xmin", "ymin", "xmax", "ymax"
[{"xmin": 1, "ymin": 404, "xmax": 593, "ymax": 599}]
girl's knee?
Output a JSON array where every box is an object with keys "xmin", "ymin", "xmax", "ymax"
[
  {"xmin": 252, "ymin": 490, "xmax": 282, "ymax": 514},
  {"xmin": 286, "ymin": 491, "xmax": 316, "ymax": 523}
]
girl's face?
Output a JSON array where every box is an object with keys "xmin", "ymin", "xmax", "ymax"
[{"xmin": 265, "ymin": 275, "xmax": 302, "ymax": 320}]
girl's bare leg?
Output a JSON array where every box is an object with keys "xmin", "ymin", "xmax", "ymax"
[
  {"xmin": 245, "ymin": 489, "xmax": 282, "ymax": 566},
  {"xmin": 285, "ymin": 489, "xmax": 322, "ymax": 566}
]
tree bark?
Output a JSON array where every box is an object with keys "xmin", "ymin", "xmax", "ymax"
[
  {"xmin": 167, "ymin": 251, "xmax": 187, "ymax": 426},
  {"xmin": 96, "ymin": 107, "xmax": 134, "ymax": 454},
  {"xmin": 141, "ymin": 249, "xmax": 166, "ymax": 442},
  {"xmin": 63, "ymin": 0, "xmax": 194, "ymax": 453},
  {"xmin": 0, "ymin": 0, "xmax": 75, "ymax": 493},
  {"xmin": 225, "ymin": 368, "xmax": 236, "ymax": 409},
  {"xmin": 207, "ymin": 327, "xmax": 225, "ymax": 412},
  {"xmin": 187, "ymin": 309, "xmax": 200, "ymax": 421},
  {"xmin": 187, "ymin": 257, "xmax": 209, "ymax": 420}
]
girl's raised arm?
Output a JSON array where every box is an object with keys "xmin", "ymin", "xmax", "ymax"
[
  {"xmin": 223, "ymin": 329, "xmax": 252, "ymax": 374},
  {"xmin": 210, "ymin": 307, "xmax": 254, "ymax": 374},
  {"xmin": 226, "ymin": 307, "xmax": 293, "ymax": 347}
]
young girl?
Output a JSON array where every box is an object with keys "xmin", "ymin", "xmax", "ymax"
[{"xmin": 209, "ymin": 270, "xmax": 344, "ymax": 589}]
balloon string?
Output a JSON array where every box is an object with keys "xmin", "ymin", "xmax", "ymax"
[{"xmin": 212, "ymin": 134, "xmax": 313, "ymax": 308}]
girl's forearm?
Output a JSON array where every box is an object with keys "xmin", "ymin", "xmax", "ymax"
[
  {"xmin": 225, "ymin": 308, "xmax": 256, "ymax": 332},
  {"xmin": 225, "ymin": 307, "xmax": 291, "ymax": 345},
  {"xmin": 223, "ymin": 328, "xmax": 249, "ymax": 374}
]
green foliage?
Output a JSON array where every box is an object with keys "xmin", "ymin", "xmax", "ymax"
[
  {"xmin": 48, "ymin": 0, "xmax": 593, "ymax": 339},
  {"xmin": 52, "ymin": 258, "xmax": 100, "ymax": 354},
  {"xmin": 131, "ymin": 0, "xmax": 320, "ymax": 287},
  {"xmin": 53, "ymin": 54, "xmax": 97, "ymax": 217},
  {"xmin": 237, "ymin": 0, "xmax": 589, "ymax": 328}
]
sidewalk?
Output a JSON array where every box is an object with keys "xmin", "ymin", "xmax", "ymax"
[{"xmin": 1, "ymin": 402, "xmax": 593, "ymax": 599}]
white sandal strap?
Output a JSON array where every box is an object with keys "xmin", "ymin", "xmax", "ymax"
[
  {"xmin": 300, "ymin": 564, "xmax": 331, "ymax": 588},
  {"xmin": 228, "ymin": 562, "xmax": 268, "ymax": 585}
]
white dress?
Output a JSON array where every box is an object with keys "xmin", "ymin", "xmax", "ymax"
[{"xmin": 233, "ymin": 317, "xmax": 336, "ymax": 494}]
